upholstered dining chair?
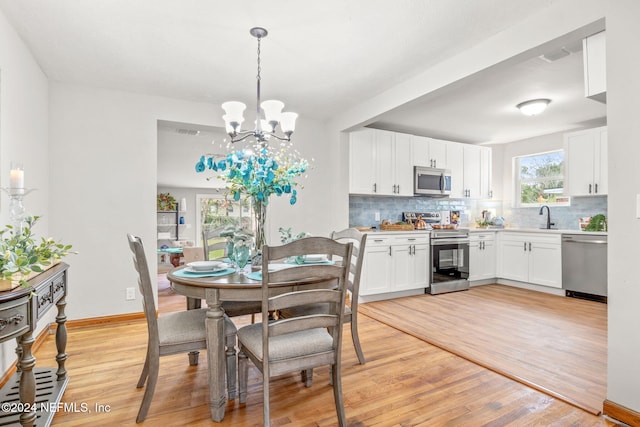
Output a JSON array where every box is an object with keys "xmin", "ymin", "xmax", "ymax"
[
  {"xmin": 182, "ymin": 246, "xmax": 205, "ymax": 264},
  {"xmin": 279, "ymin": 228, "xmax": 368, "ymax": 386},
  {"xmin": 237, "ymin": 236, "xmax": 353, "ymax": 427},
  {"xmin": 127, "ymin": 234, "xmax": 238, "ymax": 423}
]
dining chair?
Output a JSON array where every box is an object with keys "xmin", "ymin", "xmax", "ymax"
[
  {"xmin": 182, "ymin": 246, "xmax": 205, "ymax": 264},
  {"xmin": 279, "ymin": 228, "xmax": 368, "ymax": 386},
  {"xmin": 127, "ymin": 234, "xmax": 238, "ymax": 423},
  {"xmin": 237, "ymin": 236, "xmax": 353, "ymax": 427},
  {"xmin": 202, "ymin": 227, "xmax": 227, "ymax": 260},
  {"xmin": 189, "ymin": 228, "xmax": 261, "ymax": 321}
]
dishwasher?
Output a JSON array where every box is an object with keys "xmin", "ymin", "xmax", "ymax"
[{"xmin": 561, "ymin": 234, "xmax": 607, "ymax": 303}]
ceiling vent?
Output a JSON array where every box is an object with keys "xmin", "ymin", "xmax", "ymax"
[
  {"xmin": 539, "ymin": 47, "xmax": 571, "ymax": 63},
  {"xmin": 176, "ymin": 128, "xmax": 200, "ymax": 136}
]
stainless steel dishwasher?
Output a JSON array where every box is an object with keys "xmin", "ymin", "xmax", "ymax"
[{"xmin": 561, "ymin": 233, "xmax": 607, "ymax": 302}]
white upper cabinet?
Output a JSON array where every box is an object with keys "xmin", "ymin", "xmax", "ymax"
[
  {"xmin": 564, "ymin": 126, "xmax": 608, "ymax": 196},
  {"xmin": 349, "ymin": 129, "xmax": 413, "ymax": 196},
  {"xmin": 583, "ymin": 31, "xmax": 606, "ymax": 103},
  {"xmin": 411, "ymin": 135, "xmax": 447, "ymax": 169},
  {"xmin": 351, "ymin": 129, "xmax": 492, "ymax": 199}
]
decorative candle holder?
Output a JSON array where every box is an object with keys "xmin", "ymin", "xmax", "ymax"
[{"xmin": 2, "ymin": 188, "xmax": 36, "ymax": 233}]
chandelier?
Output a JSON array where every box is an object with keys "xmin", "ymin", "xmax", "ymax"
[{"xmin": 221, "ymin": 27, "xmax": 298, "ymax": 143}]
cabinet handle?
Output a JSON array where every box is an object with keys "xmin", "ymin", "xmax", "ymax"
[
  {"xmin": 396, "ymin": 184, "xmax": 400, "ymax": 193},
  {"xmin": 482, "ymin": 241, "xmax": 485, "ymax": 250},
  {"xmin": 589, "ymin": 183, "xmax": 592, "ymax": 194},
  {"xmin": 430, "ymin": 159, "xmax": 434, "ymax": 167},
  {"xmin": 528, "ymin": 242, "xmax": 532, "ymax": 251},
  {"xmin": 434, "ymin": 160, "xmax": 437, "ymax": 168},
  {"xmin": 373, "ymin": 183, "xmax": 377, "ymax": 193},
  {"xmin": 489, "ymin": 190, "xmax": 493, "ymax": 198},
  {"xmin": 524, "ymin": 242, "xmax": 527, "ymax": 251},
  {"xmin": 595, "ymin": 183, "xmax": 598, "ymax": 194},
  {"xmin": 374, "ymin": 239, "xmax": 384, "ymax": 242},
  {"xmin": 389, "ymin": 246, "xmax": 392, "ymax": 256}
]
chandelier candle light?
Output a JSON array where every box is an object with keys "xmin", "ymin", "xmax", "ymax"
[
  {"xmin": 4, "ymin": 162, "xmax": 35, "ymax": 232},
  {"xmin": 221, "ymin": 27, "xmax": 298, "ymax": 144}
]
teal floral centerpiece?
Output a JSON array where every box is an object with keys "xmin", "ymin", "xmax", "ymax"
[
  {"xmin": 196, "ymin": 142, "xmax": 309, "ymax": 251},
  {"xmin": 0, "ymin": 216, "xmax": 75, "ymax": 290}
]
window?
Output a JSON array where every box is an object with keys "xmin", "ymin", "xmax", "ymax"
[
  {"xmin": 515, "ymin": 150, "xmax": 569, "ymax": 206},
  {"xmin": 195, "ymin": 194, "xmax": 255, "ymax": 245}
]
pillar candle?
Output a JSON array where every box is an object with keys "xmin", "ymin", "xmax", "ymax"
[{"xmin": 10, "ymin": 165, "xmax": 24, "ymax": 189}]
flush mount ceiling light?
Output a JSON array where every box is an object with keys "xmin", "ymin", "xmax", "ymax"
[
  {"xmin": 517, "ymin": 99, "xmax": 551, "ymax": 116},
  {"xmin": 221, "ymin": 27, "xmax": 298, "ymax": 144}
]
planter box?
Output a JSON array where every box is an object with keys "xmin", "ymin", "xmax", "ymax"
[{"xmin": 0, "ymin": 261, "xmax": 61, "ymax": 292}]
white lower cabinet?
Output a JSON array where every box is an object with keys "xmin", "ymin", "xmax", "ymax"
[
  {"xmin": 469, "ymin": 232, "xmax": 496, "ymax": 281},
  {"xmin": 497, "ymin": 232, "xmax": 562, "ymax": 288},
  {"xmin": 360, "ymin": 233, "xmax": 429, "ymax": 296}
]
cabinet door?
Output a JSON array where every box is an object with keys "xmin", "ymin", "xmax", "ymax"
[
  {"xmin": 463, "ymin": 144, "xmax": 482, "ymax": 198},
  {"xmin": 481, "ymin": 239, "xmax": 497, "ymax": 279},
  {"xmin": 349, "ymin": 129, "xmax": 376, "ymax": 194},
  {"xmin": 480, "ymin": 147, "xmax": 492, "ymax": 199},
  {"xmin": 360, "ymin": 245, "xmax": 392, "ymax": 295},
  {"xmin": 394, "ymin": 132, "xmax": 414, "ymax": 196},
  {"xmin": 529, "ymin": 241, "xmax": 562, "ymax": 288},
  {"xmin": 583, "ymin": 31, "xmax": 606, "ymax": 100},
  {"xmin": 565, "ymin": 130, "xmax": 597, "ymax": 196},
  {"xmin": 429, "ymin": 138, "xmax": 448, "ymax": 169},
  {"xmin": 412, "ymin": 135, "xmax": 431, "ymax": 167},
  {"xmin": 468, "ymin": 240, "xmax": 482, "ymax": 281},
  {"xmin": 391, "ymin": 244, "xmax": 412, "ymax": 290},
  {"xmin": 594, "ymin": 128, "xmax": 608, "ymax": 195},
  {"xmin": 447, "ymin": 142, "xmax": 465, "ymax": 198},
  {"xmin": 374, "ymin": 130, "xmax": 395, "ymax": 195},
  {"xmin": 409, "ymin": 244, "xmax": 429, "ymax": 289},
  {"xmin": 498, "ymin": 239, "xmax": 529, "ymax": 282}
]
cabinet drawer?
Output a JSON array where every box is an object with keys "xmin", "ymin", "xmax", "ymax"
[
  {"xmin": 367, "ymin": 236, "xmax": 393, "ymax": 246},
  {"xmin": 393, "ymin": 234, "xmax": 429, "ymax": 244},
  {"xmin": 53, "ymin": 274, "xmax": 66, "ymax": 303},
  {"xmin": 0, "ymin": 296, "xmax": 30, "ymax": 341},
  {"xmin": 36, "ymin": 282, "xmax": 54, "ymax": 320}
]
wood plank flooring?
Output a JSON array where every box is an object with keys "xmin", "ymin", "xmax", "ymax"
[
  {"xmin": 359, "ymin": 284, "xmax": 607, "ymax": 416},
  {"xmin": 31, "ymin": 279, "xmax": 619, "ymax": 426}
]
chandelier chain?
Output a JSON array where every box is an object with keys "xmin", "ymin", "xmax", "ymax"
[{"xmin": 256, "ymin": 36, "xmax": 261, "ymax": 82}]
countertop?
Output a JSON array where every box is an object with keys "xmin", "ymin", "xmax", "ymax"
[{"xmin": 361, "ymin": 227, "xmax": 607, "ymax": 236}]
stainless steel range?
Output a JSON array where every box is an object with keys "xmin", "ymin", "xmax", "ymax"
[{"xmin": 429, "ymin": 228, "xmax": 470, "ymax": 295}]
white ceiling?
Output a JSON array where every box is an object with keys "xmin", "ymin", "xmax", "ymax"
[{"xmin": 0, "ymin": 0, "xmax": 606, "ymax": 145}]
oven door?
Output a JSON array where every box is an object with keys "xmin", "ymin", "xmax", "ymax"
[{"xmin": 430, "ymin": 238, "xmax": 470, "ymax": 294}]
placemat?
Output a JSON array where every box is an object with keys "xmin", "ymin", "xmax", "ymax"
[{"xmin": 173, "ymin": 268, "xmax": 235, "ymax": 278}]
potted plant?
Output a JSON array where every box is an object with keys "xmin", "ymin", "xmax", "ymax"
[{"xmin": 0, "ymin": 216, "xmax": 75, "ymax": 291}]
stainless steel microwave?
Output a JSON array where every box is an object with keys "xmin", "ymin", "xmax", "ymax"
[{"xmin": 414, "ymin": 167, "xmax": 452, "ymax": 196}]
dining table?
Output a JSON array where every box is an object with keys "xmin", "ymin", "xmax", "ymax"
[{"xmin": 166, "ymin": 262, "xmax": 336, "ymax": 422}]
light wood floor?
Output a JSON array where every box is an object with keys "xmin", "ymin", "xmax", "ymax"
[
  {"xmin": 33, "ymin": 279, "xmax": 620, "ymax": 426},
  {"xmin": 359, "ymin": 284, "xmax": 607, "ymax": 415}
]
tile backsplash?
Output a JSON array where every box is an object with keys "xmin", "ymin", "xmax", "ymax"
[{"xmin": 349, "ymin": 195, "xmax": 607, "ymax": 231}]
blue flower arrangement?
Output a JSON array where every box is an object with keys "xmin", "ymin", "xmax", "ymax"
[{"xmin": 195, "ymin": 142, "xmax": 310, "ymax": 248}]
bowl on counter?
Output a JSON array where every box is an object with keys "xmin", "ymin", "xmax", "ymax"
[{"xmin": 431, "ymin": 224, "xmax": 458, "ymax": 229}]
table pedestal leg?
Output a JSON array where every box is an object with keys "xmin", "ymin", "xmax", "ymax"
[{"xmin": 205, "ymin": 289, "xmax": 226, "ymax": 422}]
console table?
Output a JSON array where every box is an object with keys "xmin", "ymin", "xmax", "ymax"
[{"xmin": 0, "ymin": 263, "xmax": 69, "ymax": 427}]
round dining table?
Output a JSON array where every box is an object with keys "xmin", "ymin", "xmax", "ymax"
[{"xmin": 166, "ymin": 265, "xmax": 334, "ymax": 423}]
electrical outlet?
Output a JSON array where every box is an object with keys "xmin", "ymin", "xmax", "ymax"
[
  {"xmin": 126, "ymin": 287, "xmax": 136, "ymax": 300},
  {"xmin": 375, "ymin": 212, "xmax": 381, "ymax": 221}
]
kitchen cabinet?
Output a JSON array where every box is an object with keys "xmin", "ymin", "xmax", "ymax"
[
  {"xmin": 497, "ymin": 232, "xmax": 561, "ymax": 288},
  {"xmin": 349, "ymin": 129, "xmax": 413, "ymax": 196},
  {"xmin": 412, "ymin": 135, "xmax": 447, "ymax": 169},
  {"xmin": 469, "ymin": 232, "xmax": 496, "ymax": 281},
  {"xmin": 583, "ymin": 31, "xmax": 606, "ymax": 103},
  {"xmin": 564, "ymin": 126, "xmax": 608, "ymax": 196},
  {"xmin": 448, "ymin": 143, "xmax": 492, "ymax": 198},
  {"xmin": 360, "ymin": 233, "xmax": 429, "ymax": 296}
]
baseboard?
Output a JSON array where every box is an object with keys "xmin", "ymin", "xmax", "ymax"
[
  {"xmin": 603, "ymin": 399, "xmax": 640, "ymax": 426},
  {"xmin": 49, "ymin": 311, "xmax": 146, "ymax": 330},
  {"xmin": 1, "ymin": 311, "xmax": 146, "ymax": 388}
]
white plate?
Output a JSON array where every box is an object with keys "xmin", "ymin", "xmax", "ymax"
[
  {"xmin": 184, "ymin": 264, "xmax": 228, "ymax": 273},
  {"xmin": 187, "ymin": 260, "xmax": 226, "ymax": 271}
]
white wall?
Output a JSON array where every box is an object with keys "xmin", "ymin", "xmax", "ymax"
[
  {"xmin": 605, "ymin": 0, "xmax": 640, "ymax": 412},
  {"xmin": 0, "ymin": 7, "xmax": 51, "ymax": 376}
]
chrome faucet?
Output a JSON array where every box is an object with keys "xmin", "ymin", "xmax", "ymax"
[{"xmin": 539, "ymin": 205, "xmax": 555, "ymax": 229}]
